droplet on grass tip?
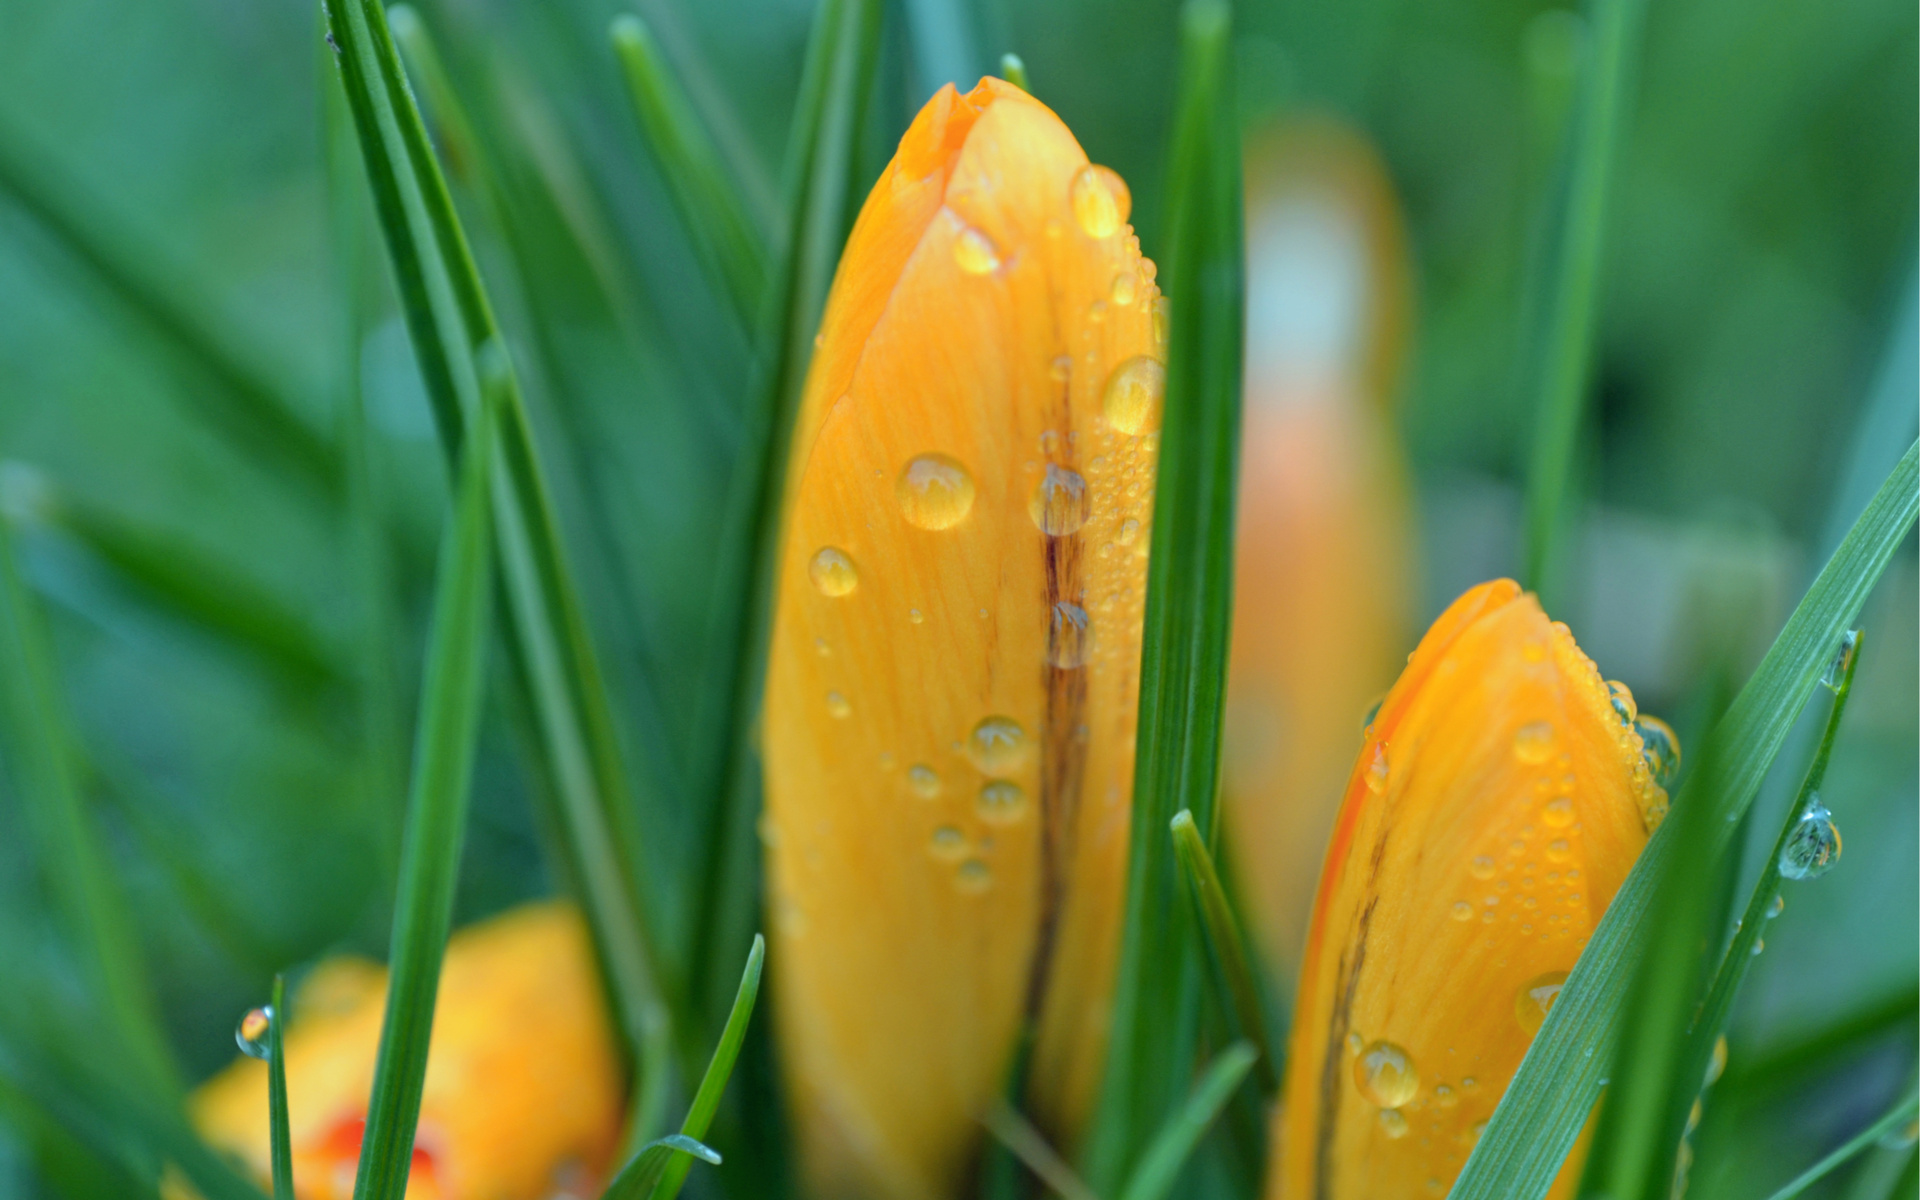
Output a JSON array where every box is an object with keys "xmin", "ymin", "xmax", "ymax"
[
  {"xmin": 1822, "ymin": 629, "xmax": 1861, "ymax": 691},
  {"xmin": 236, "ymin": 1006, "xmax": 274, "ymax": 1059}
]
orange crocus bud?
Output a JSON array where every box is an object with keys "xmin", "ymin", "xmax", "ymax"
[
  {"xmin": 1270, "ymin": 580, "xmax": 1672, "ymax": 1199},
  {"xmin": 183, "ymin": 903, "xmax": 621, "ymax": 1200},
  {"xmin": 762, "ymin": 77, "xmax": 1162, "ymax": 1199},
  {"xmin": 1222, "ymin": 116, "xmax": 1415, "ymax": 982}
]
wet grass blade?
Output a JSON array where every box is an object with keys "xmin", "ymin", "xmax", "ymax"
[
  {"xmin": 1517, "ymin": 0, "xmax": 1647, "ymax": 599},
  {"xmin": 611, "ymin": 13, "xmax": 768, "ymax": 324},
  {"xmin": 1083, "ymin": 2, "xmax": 1242, "ymax": 1191},
  {"xmin": 268, "ymin": 975, "xmax": 293, "ymax": 1200},
  {"xmin": 647, "ymin": 933, "xmax": 765, "ymax": 1200},
  {"xmin": 1448, "ymin": 440, "xmax": 1920, "ymax": 1200},
  {"xmin": 321, "ymin": 0, "xmax": 677, "ymax": 1116},
  {"xmin": 1116, "ymin": 1042, "xmax": 1259, "ymax": 1200},
  {"xmin": 689, "ymin": 0, "xmax": 882, "ymax": 1042},
  {"xmin": 0, "ymin": 520, "xmax": 178, "ymax": 1097},
  {"xmin": 1170, "ymin": 810, "xmax": 1279, "ymax": 1093},
  {"xmin": 0, "ymin": 122, "xmax": 338, "ymax": 498},
  {"xmin": 1763, "ymin": 1088, "xmax": 1920, "ymax": 1200},
  {"xmin": 349, "ymin": 349, "xmax": 497, "ymax": 1200},
  {"xmin": 602, "ymin": 1134, "xmax": 722, "ymax": 1200}
]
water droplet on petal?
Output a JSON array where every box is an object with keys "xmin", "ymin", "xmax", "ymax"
[
  {"xmin": 1450, "ymin": 901, "xmax": 1473, "ymax": 922},
  {"xmin": 1111, "ymin": 271, "xmax": 1139, "ymax": 306},
  {"xmin": 1543, "ymin": 796, "xmax": 1574, "ymax": 827},
  {"xmin": 955, "ymin": 859, "xmax": 993, "ymax": 893},
  {"xmin": 897, "ymin": 454, "xmax": 976, "ymax": 529},
  {"xmin": 1636, "ymin": 715, "xmax": 1682, "ymax": 790},
  {"xmin": 1378, "ymin": 1110, "xmax": 1410, "ymax": 1139},
  {"xmin": 1779, "ymin": 801, "xmax": 1841, "ymax": 880},
  {"xmin": 1514, "ymin": 971, "xmax": 1569, "ymax": 1035},
  {"xmin": 1346, "ymin": 1032, "xmax": 1365, "ymax": 1056},
  {"xmin": 1353, "ymin": 1041, "xmax": 1419, "ymax": 1107},
  {"xmin": 967, "ymin": 717, "xmax": 1028, "ymax": 774},
  {"xmin": 1607, "ymin": 680, "xmax": 1638, "ymax": 726},
  {"xmin": 954, "ymin": 226, "xmax": 1001, "ymax": 274},
  {"xmin": 1546, "ymin": 838, "xmax": 1572, "ymax": 863},
  {"xmin": 929, "ymin": 826, "xmax": 968, "ymax": 861},
  {"xmin": 825, "ymin": 691, "xmax": 851, "ymax": 719},
  {"xmin": 1363, "ymin": 744, "xmax": 1390, "ymax": 794},
  {"xmin": 808, "ymin": 547, "xmax": 858, "ymax": 596},
  {"xmin": 1513, "ymin": 721, "xmax": 1554, "ymax": 764},
  {"xmin": 236, "ymin": 1007, "xmax": 274, "ymax": 1059},
  {"xmin": 1048, "ymin": 602, "xmax": 1093, "ymax": 669},
  {"xmin": 1102, "ymin": 356, "xmax": 1166, "ymax": 435},
  {"xmin": 1469, "ymin": 855, "xmax": 1496, "ymax": 880},
  {"xmin": 908, "ymin": 765, "xmax": 941, "ymax": 798},
  {"xmin": 1152, "ymin": 296, "xmax": 1170, "ymax": 351},
  {"xmin": 1117, "ymin": 518, "xmax": 1141, "ymax": 546},
  {"xmin": 1029, "ymin": 464, "xmax": 1091, "ymax": 536},
  {"xmin": 1069, "ymin": 164, "xmax": 1130, "ymax": 237},
  {"xmin": 1049, "ymin": 355, "xmax": 1072, "ymax": 382},
  {"xmin": 1822, "ymin": 629, "xmax": 1861, "ymax": 691},
  {"xmin": 977, "ymin": 780, "xmax": 1027, "ymax": 824}
]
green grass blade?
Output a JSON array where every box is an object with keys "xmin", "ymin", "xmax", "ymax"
[
  {"xmin": 1116, "ymin": 1042, "xmax": 1259, "ymax": 1200},
  {"xmin": 1083, "ymin": 3, "xmax": 1242, "ymax": 1190},
  {"xmin": 602, "ymin": 1134, "xmax": 722, "ymax": 1200},
  {"xmin": 1517, "ymin": 0, "xmax": 1647, "ymax": 599},
  {"xmin": 0, "ymin": 122, "xmax": 338, "ymax": 498},
  {"xmin": 1840, "ymin": 1138, "xmax": 1920, "ymax": 1200},
  {"xmin": 999, "ymin": 54, "xmax": 1031, "ymax": 92},
  {"xmin": 1728, "ymin": 987, "xmax": 1917, "ymax": 1097},
  {"xmin": 979, "ymin": 1102, "xmax": 1103, "ymax": 1200},
  {"xmin": 1448, "ymin": 441, "xmax": 1920, "ymax": 1200},
  {"xmin": 1764, "ymin": 1089, "xmax": 1920, "ymax": 1200},
  {"xmin": 611, "ymin": 13, "xmax": 768, "ymax": 324},
  {"xmin": 688, "ymin": 0, "xmax": 882, "ymax": 1039},
  {"xmin": 0, "ymin": 521, "xmax": 177, "ymax": 1097},
  {"xmin": 321, "ymin": 0, "xmax": 678, "ymax": 1109},
  {"xmin": 648, "ymin": 933, "xmax": 765, "ymax": 1200},
  {"xmin": 350, "ymin": 349, "xmax": 498, "ymax": 1200},
  {"xmin": 1170, "ymin": 810, "xmax": 1279, "ymax": 1093},
  {"xmin": 268, "ymin": 975, "xmax": 293, "ymax": 1200}
]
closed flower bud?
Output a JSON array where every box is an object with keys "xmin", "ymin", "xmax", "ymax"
[
  {"xmin": 763, "ymin": 77, "xmax": 1162, "ymax": 1199},
  {"xmin": 1271, "ymin": 580, "xmax": 1671, "ymax": 1199}
]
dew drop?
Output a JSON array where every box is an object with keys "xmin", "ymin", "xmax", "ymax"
[
  {"xmin": 1542, "ymin": 796, "xmax": 1574, "ymax": 827},
  {"xmin": 808, "ymin": 547, "xmax": 858, "ymax": 596},
  {"xmin": 1606, "ymin": 680, "xmax": 1638, "ymax": 726},
  {"xmin": 955, "ymin": 859, "xmax": 993, "ymax": 893},
  {"xmin": 1102, "ymin": 355, "xmax": 1166, "ymax": 435},
  {"xmin": 1117, "ymin": 518, "xmax": 1141, "ymax": 546},
  {"xmin": 1513, "ymin": 721, "xmax": 1554, "ymax": 764},
  {"xmin": 814, "ymin": 637, "xmax": 831, "ymax": 657},
  {"xmin": 1353, "ymin": 1041, "xmax": 1419, "ymax": 1108},
  {"xmin": 1822, "ymin": 629, "xmax": 1861, "ymax": 691},
  {"xmin": 909, "ymin": 608, "xmax": 925, "ymax": 625},
  {"xmin": 1436, "ymin": 1084, "xmax": 1458, "ymax": 1109},
  {"xmin": 954, "ymin": 226, "xmax": 1001, "ymax": 274},
  {"xmin": 1767, "ymin": 894, "xmax": 1784, "ymax": 919},
  {"xmin": 1043, "ymin": 602, "xmax": 1096, "ymax": 670},
  {"xmin": 977, "ymin": 780, "xmax": 1028, "ymax": 824},
  {"xmin": 1364, "ymin": 744, "xmax": 1390, "ymax": 794},
  {"xmin": 1346, "ymin": 1032, "xmax": 1365, "ymax": 1056},
  {"xmin": 1546, "ymin": 838, "xmax": 1572, "ymax": 863},
  {"xmin": 1513, "ymin": 971, "xmax": 1569, "ymax": 1035},
  {"xmin": 1469, "ymin": 855, "xmax": 1496, "ymax": 880},
  {"xmin": 1378, "ymin": 1110, "xmax": 1410, "ymax": 1139},
  {"xmin": 1750, "ymin": 937, "xmax": 1765, "ymax": 957},
  {"xmin": 236, "ymin": 1007, "xmax": 274, "ymax": 1060},
  {"xmin": 825, "ymin": 691, "xmax": 851, "ymax": 719},
  {"xmin": 1029, "ymin": 464, "xmax": 1091, "ymax": 536},
  {"xmin": 908, "ymin": 765, "xmax": 941, "ymax": 799},
  {"xmin": 1704, "ymin": 1036, "xmax": 1728, "ymax": 1086},
  {"xmin": 1151, "ymin": 296, "xmax": 1170, "ymax": 351},
  {"xmin": 1450, "ymin": 901, "xmax": 1473, "ymax": 922},
  {"xmin": 1049, "ymin": 354, "xmax": 1072, "ymax": 383},
  {"xmin": 1069, "ymin": 164, "xmax": 1130, "ymax": 238},
  {"xmin": 1111, "ymin": 271, "xmax": 1139, "ymax": 306},
  {"xmin": 1778, "ymin": 801, "xmax": 1841, "ymax": 880},
  {"xmin": 967, "ymin": 716, "xmax": 1028, "ymax": 774},
  {"xmin": 1636, "ymin": 715, "xmax": 1682, "ymax": 790},
  {"xmin": 929, "ymin": 826, "xmax": 968, "ymax": 861},
  {"xmin": 897, "ymin": 454, "xmax": 976, "ymax": 529}
]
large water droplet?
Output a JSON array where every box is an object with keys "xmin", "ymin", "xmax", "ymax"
[
  {"xmin": 1822, "ymin": 629, "xmax": 1861, "ymax": 691},
  {"xmin": 1514, "ymin": 721, "xmax": 1554, "ymax": 764},
  {"xmin": 929, "ymin": 826, "xmax": 968, "ymax": 861},
  {"xmin": 977, "ymin": 780, "xmax": 1028, "ymax": 824},
  {"xmin": 1352, "ymin": 1041, "xmax": 1419, "ymax": 1108},
  {"xmin": 1514, "ymin": 971, "xmax": 1568, "ymax": 1035},
  {"xmin": 1029, "ymin": 464, "xmax": 1090, "ymax": 536},
  {"xmin": 1607, "ymin": 680, "xmax": 1638, "ymax": 726},
  {"xmin": 1637, "ymin": 715, "xmax": 1682, "ymax": 790},
  {"xmin": 808, "ymin": 547, "xmax": 858, "ymax": 596},
  {"xmin": 236, "ymin": 1006, "xmax": 274, "ymax": 1060},
  {"xmin": 967, "ymin": 716, "xmax": 1028, "ymax": 774},
  {"xmin": 1069, "ymin": 164, "xmax": 1130, "ymax": 238},
  {"xmin": 1048, "ymin": 602, "xmax": 1093, "ymax": 669},
  {"xmin": 1779, "ymin": 801, "xmax": 1841, "ymax": 880},
  {"xmin": 1102, "ymin": 356, "xmax": 1166, "ymax": 435},
  {"xmin": 908, "ymin": 765, "xmax": 941, "ymax": 799},
  {"xmin": 897, "ymin": 454, "xmax": 976, "ymax": 529},
  {"xmin": 954, "ymin": 226, "xmax": 1001, "ymax": 274}
]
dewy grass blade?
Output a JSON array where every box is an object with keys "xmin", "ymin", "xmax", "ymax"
[
  {"xmin": 350, "ymin": 347, "xmax": 498, "ymax": 1200},
  {"xmin": 0, "ymin": 122, "xmax": 338, "ymax": 498},
  {"xmin": 1763, "ymin": 1088, "xmax": 1920, "ymax": 1200},
  {"xmin": 601, "ymin": 1134, "xmax": 722, "ymax": 1200},
  {"xmin": 1448, "ymin": 441, "xmax": 1920, "ymax": 1200},
  {"xmin": 321, "ymin": 0, "xmax": 678, "ymax": 1113},
  {"xmin": 0, "ymin": 521, "xmax": 178, "ymax": 1098},
  {"xmin": 268, "ymin": 975, "xmax": 293, "ymax": 1200},
  {"xmin": 611, "ymin": 13, "xmax": 768, "ymax": 324},
  {"xmin": 1517, "ymin": 0, "xmax": 1647, "ymax": 599},
  {"xmin": 1084, "ymin": 3, "xmax": 1242, "ymax": 1191},
  {"xmin": 1116, "ymin": 1042, "xmax": 1259, "ymax": 1200},
  {"xmin": 647, "ymin": 933, "xmax": 765, "ymax": 1200},
  {"xmin": 688, "ymin": 0, "xmax": 881, "ymax": 1039},
  {"xmin": 1171, "ymin": 810, "xmax": 1279, "ymax": 1093}
]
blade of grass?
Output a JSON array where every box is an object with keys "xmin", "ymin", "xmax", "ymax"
[
  {"xmin": 0, "ymin": 121, "xmax": 338, "ymax": 497},
  {"xmin": 602, "ymin": 1134, "xmax": 722, "ymax": 1200},
  {"xmin": 980, "ymin": 1102, "xmax": 1103, "ymax": 1200},
  {"xmin": 646, "ymin": 933, "xmax": 765, "ymax": 1200},
  {"xmin": 268, "ymin": 975, "xmax": 292, "ymax": 1200},
  {"xmin": 1116, "ymin": 1042, "xmax": 1259, "ymax": 1200},
  {"xmin": 999, "ymin": 54, "xmax": 1031, "ymax": 92},
  {"xmin": 1083, "ymin": 3, "xmax": 1242, "ymax": 1191},
  {"xmin": 1517, "ymin": 0, "xmax": 1647, "ymax": 600},
  {"xmin": 1763, "ymin": 1088, "xmax": 1920, "ymax": 1200},
  {"xmin": 349, "ymin": 345, "xmax": 498, "ymax": 1200},
  {"xmin": 0, "ymin": 519, "xmax": 178, "ymax": 1097},
  {"xmin": 1170, "ymin": 810, "xmax": 1278, "ymax": 1092},
  {"xmin": 688, "ymin": 0, "xmax": 882, "ymax": 1041},
  {"xmin": 321, "ymin": 0, "xmax": 678, "ymax": 1122},
  {"xmin": 1448, "ymin": 440, "xmax": 1920, "ymax": 1200},
  {"xmin": 1841, "ymin": 1136, "xmax": 1920, "ymax": 1200},
  {"xmin": 611, "ymin": 13, "xmax": 768, "ymax": 325}
]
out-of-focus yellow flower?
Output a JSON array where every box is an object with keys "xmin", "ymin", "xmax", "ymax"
[
  {"xmin": 1270, "ymin": 580, "xmax": 1670, "ymax": 1199},
  {"xmin": 183, "ymin": 902, "xmax": 621, "ymax": 1200},
  {"xmin": 1221, "ymin": 116, "xmax": 1415, "ymax": 981},
  {"xmin": 761, "ymin": 77, "xmax": 1162, "ymax": 1200}
]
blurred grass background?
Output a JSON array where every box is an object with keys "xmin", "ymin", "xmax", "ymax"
[{"xmin": 0, "ymin": 0, "xmax": 1912, "ymax": 1195}]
